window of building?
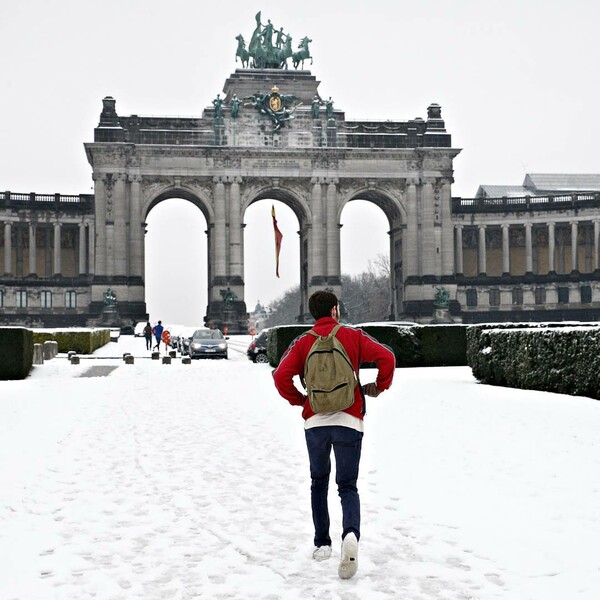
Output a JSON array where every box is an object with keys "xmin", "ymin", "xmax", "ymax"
[
  {"xmin": 512, "ymin": 287, "xmax": 523, "ymax": 305},
  {"xmin": 534, "ymin": 287, "xmax": 546, "ymax": 305},
  {"xmin": 40, "ymin": 290, "xmax": 52, "ymax": 308},
  {"xmin": 0, "ymin": 290, "xmax": 3, "ymax": 308},
  {"xmin": 557, "ymin": 287, "xmax": 569, "ymax": 304},
  {"xmin": 65, "ymin": 291, "xmax": 77, "ymax": 308},
  {"xmin": 489, "ymin": 288, "xmax": 500, "ymax": 306},
  {"xmin": 580, "ymin": 286, "xmax": 592, "ymax": 304},
  {"xmin": 466, "ymin": 288, "xmax": 478, "ymax": 307},
  {"xmin": 16, "ymin": 290, "xmax": 28, "ymax": 308}
]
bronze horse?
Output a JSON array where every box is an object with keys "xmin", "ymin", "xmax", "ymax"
[
  {"xmin": 235, "ymin": 34, "xmax": 250, "ymax": 68},
  {"xmin": 292, "ymin": 37, "xmax": 312, "ymax": 69}
]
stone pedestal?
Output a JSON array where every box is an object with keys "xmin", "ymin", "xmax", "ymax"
[
  {"xmin": 432, "ymin": 307, "xmax": 452, "ymax": 323},
  {"xmin": 100, "ymin": 306, "xmax": 121, "ymax": 327},
  {"xmin": 222, "ymin": 69, "xmax": 320, "ymax": 105}
]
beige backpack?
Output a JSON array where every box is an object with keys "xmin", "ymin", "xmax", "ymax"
[{"xmin": 303, "ymin": 324, "xmax": 357, "ymax": 414}]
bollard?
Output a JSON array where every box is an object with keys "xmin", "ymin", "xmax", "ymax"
[
  {"xmin": 182, "ymin": 357, "xmax": 191, "ymax": 365},
  {"xmin": 151, "ymin": 352, "xmax": 160, "ymax": 360},
  {"xmin": 123, "ymin": 352, "xmax": 131, "ymax": 359},
  {"xmin": 124, "ymin": 355, "xmax": 135, "ymax": 365},
  {"xmin": 50, "ymin": 341, "xmax": 58, "ymax": 358},
  {"xmin": 70, "ymin": 356, "xmax": 80, "ymax": 365},
  {"xmin": 67, "ymin": 351, "xmax": 76, "ymax": 359},
  {"xmin": 43, "ymin": 341, "xmax": 55, "ymax": 361},
  {"xmin": 33, "ymin": 343, "xmax": 44, "ymax": 365},
  {"xmin": 169, "ymin": 350, "xmax": 176, "ymax": 358},
  {"xmin": 162, "ymin": 356, "xmax": 171, "ymax": 364}
]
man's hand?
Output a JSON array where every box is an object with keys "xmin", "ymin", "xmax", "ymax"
[{"xmin": 362, "ymin": 382, "xmax": 382, "ymax": 397}]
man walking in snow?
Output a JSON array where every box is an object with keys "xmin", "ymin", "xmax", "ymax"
[{"xmin": 273, "ymin": 290, "xmax": 395, "ymax": 579}]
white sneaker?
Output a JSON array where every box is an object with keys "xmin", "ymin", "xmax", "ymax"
[
  {"xmin": 338, "ymin": 532, "xmax": 358, "ymax": 579},
  {"xmin": 312, "ymin": 545, "xmax": 332, "ymax": 561}
]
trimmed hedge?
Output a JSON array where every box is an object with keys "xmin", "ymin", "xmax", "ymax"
[
  {"xmin": 267, "ymin": 325, "xmax": 312, "ymax": 366},
  {"xmin": 32, "ymin": 329, "xmax": 111, "ymax": 354},
  {"xmin": 267, "ymin": 323, "xmax": 468, "ymax": 368},
  {"xmin": 467, "ymin": 325, "xmax": 600, "ymax": 400},
  {"xmin": 0, "ymin": 328, "xmax": 34, "ymax": 380},
  {"xmin": 357, "ymin": 325, "xmax": 421, "ymax": 367},
  {"xmin": 413, "ymin": 325, "xmax": 467, "ymax": 366}
]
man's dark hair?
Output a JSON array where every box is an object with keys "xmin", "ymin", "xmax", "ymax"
[{"xmin": 308, "ymin": 290, "xmax": 338, "ymax": 320}]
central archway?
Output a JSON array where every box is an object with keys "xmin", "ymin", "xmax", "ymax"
[{"xmin": 145, "ymin": 198, "xmax": 207, "ymax": 327}]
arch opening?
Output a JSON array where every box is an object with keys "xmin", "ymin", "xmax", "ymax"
[
  {"xmin": 243, "ymin": 198, "xmax": 301, "ymax": 325},
  {"xmin": 340, "ymin": 197, "xmax": 403, "ymax": 323},
  {"xmin": 145, "ymin": 198, "xmax": 208, "ymax": 328}
]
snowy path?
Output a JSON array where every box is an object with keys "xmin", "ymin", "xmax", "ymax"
[{"xmin": 1, "ymin": 335, "xmax": 599, "ymax": 599}]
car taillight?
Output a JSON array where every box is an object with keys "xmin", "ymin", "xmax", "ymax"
[{"xmin": 249, "ymin": 341, "xmax": 256, "ymax": 350}]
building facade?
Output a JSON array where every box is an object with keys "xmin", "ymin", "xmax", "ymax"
[
  {"xmin": 1, "ymin": 26, "xmax": 599, "ymax": 328},
  {"xmin": 453, "ymin": 175, "xmax": 600, "ymax": 322}
]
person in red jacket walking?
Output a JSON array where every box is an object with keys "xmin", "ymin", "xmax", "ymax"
[{"xmin": 273, "ymin": 290, "xmax": 395, "ymax": 579}]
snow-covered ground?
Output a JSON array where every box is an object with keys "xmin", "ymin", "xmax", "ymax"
[{"xmin": 1, "ymin": 334, "xmax": 599, "ymax": 600}]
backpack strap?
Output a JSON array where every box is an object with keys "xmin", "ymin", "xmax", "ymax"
[{"xmin": 308, "ymin": 323, "xmax": 342, "ymax": 340}]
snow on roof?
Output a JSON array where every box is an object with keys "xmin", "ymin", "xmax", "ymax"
[
  {"xmin": 475, "ymin": 185, "xmax": 530, "ymax": 198},
  {"xmin": 523, "ymin": 173, "xmax": 600, "ymax": 192}
]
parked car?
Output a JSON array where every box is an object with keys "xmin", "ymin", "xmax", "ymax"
[
  {"xmin": 189, "ymin": 328, "xmax": 228, "ymax": 359},
  {"xmin": 171, "ymin": 326, "xmax": 197, "ymax": 355},
  {"xmin": 247, "ymin": 328, "xmax": 269, "ymax": 363}
]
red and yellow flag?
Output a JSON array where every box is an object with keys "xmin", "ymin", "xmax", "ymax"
[{"xmin": 271, "ymin": 204, "xmax": 283, "ymax": 278}]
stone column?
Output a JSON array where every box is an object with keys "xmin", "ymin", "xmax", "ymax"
[
  {"xmin": 28, "ymin": 222, "xmax": 37, "ymax": 276},
  {"xmin": 421, "ymin": 178, "xmax": 435, "ymax": 276},
  {"xmin": 53, "ymin": 222, "xmax": 61, "ymax": 275},
  {"xmin": 4, "ymin": 221, "xmax": 12, "ymax": 275},
  {"xmin": 229, "ymin": 178, "xmax": 243, "ymax": 280},
  {"xmin": 571, "ymin": 221, "xmax": 579, "ymax": 272},
  {"xmin": 88, "ymin": 221, "xmax": 95, "ymax": 276},
  {"xmin": 405, "ymin": 179, "xmax": 419, "ymax": 277},
  {"xmin": 326, "ymin": 179, "xmax": 340, "ymax": 284},
  {"xmin": 502, "ymin": 223, "xmax": 510, "ymax": 274},
  {"xmin": 129, "ymin": 176, "xmax": 143, "ymax": 278},
  {"xmin": 93, "ymin": 174, "xmax": 107, "ymax": 276},
  {"xmin": 310, "ymin": 178, "xmax": 325, "ymax": 285},
  {"xmin": 548, "ymin": 221, "xmax": 555, "ymax": 273},
  {"xmin": 525, "ymin": 222, "xmax": 533, "ymax": 274},
  {"xmin": 454, "ymin": 224, "xmax": 464, "ymax": 275},
  {"xmin": 113, "ymin": 174, "xmax": 127, "ymax": 276},
  {"xmin": 594, "ymin": 220, "xmax": 600, "ymax": 271},
  {"xmin": 478, "ymin": 224, "xmax": 487, "ymax": 275},
  {"xmin": 213, "ymin": 177, "xmax": 227, "ymax": 282},
  {"xmin": 440, "ymin": 179, "xmax": 454, "ymax": 276},
  {"xmin": 78, "ymin": 222, "xmax": 86, "ymax": 275}
]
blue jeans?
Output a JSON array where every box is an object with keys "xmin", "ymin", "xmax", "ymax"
[{"xmin": 305, "ymin": 426, "xmax": 363, "ymax": 547}]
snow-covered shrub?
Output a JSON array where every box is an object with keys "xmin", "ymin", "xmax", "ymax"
[
  {"xmin": 413, "ymin": 324, "xmax": 468, "ymax": 366},
  {"xmin": 356, "ymin": 325, "xmax": 421, "ymax": 368},
  {"xmin": 32, "ymin": 328, "xmax": 111, "ymax": 354},
  {"xmin": 468, "ymin": 325, "xmax": 600, "ymax": 400},
  {"xmin": 0, "ymin": 327, "xmax": 33, "ymax": 380},
  {"xmin": 268, "ymin": 324, "xmax": 468, "ymax": 368}
]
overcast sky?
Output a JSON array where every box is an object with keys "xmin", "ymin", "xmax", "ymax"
[{"xmin": 1, "ymin": 0, "xmax": 598, "ymax": 325}]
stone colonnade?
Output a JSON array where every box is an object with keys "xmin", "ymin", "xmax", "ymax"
[
  {"xmin": 2, "ymin": 219, "xmax": 94, "ymax": 277},
  {"xmin": 454, "ymin": 219, "xmax": 600, "ymax": 276}
]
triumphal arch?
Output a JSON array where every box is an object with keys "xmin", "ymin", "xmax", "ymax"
[{"xmin": 84, "ymin": 14, "xmax": 459, "ymax": 331}]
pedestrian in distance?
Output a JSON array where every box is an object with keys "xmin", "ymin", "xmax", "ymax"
[
  {"xmin": 152, "ymin": 320, "xmax": 164, "ymax": 351},
  {"xmin": 272, "ymin": 290, "xmax": 395, "ymax": 580},
  {"xmin": 143, "ymin": 321, "xmax": 153, "ymax": 350}
]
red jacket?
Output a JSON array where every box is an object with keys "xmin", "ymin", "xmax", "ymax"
[{"xmin": 273, "ymin": 317, "xmax": 396, "ymax": 420}]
